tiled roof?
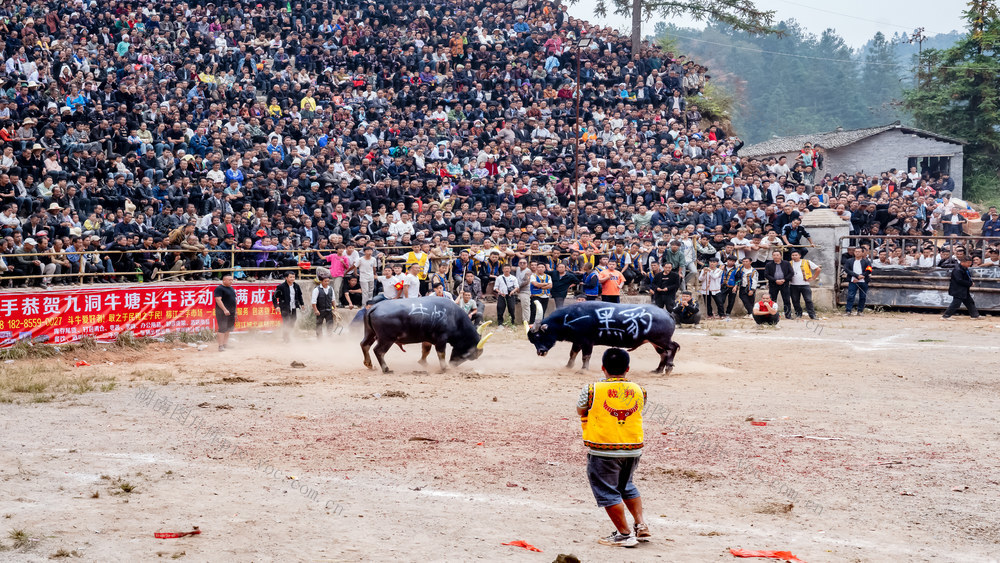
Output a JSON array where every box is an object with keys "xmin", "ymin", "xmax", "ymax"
[{"xmin": 741, "ymin": 122, "xmax": 965, "ymax": 158}]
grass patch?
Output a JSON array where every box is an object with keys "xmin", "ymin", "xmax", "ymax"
[
  {"xmin": 8, "ymin": 529, "xmax": 29, "ymax": 549},
  {"xmin": 130, "ymin": 368, "xmax": 174, "ymax": 386},
  {"xmin": 104, "ymin": 475, "xmax": 137, "ymax": 495},
  {"xmin": 756, "ymin": 502, "xmax": 795, "ymax": 515},
  {"xmin": 113, "ymin": 331, "xmax": 145, "ymax": 350},
  {"xmin": 0, "ymin": 362, "xmax": 117, "ymax": 404},
  {"xmin": 50, "ymin": 548, "xmax": 81, "ymax": 558},
  {"xmin": 709, "ymin": 331, "xmax": 725, "ymax": 337}
]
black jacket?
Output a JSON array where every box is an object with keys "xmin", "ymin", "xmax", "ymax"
[
  {"xmin": 272, "ymin": 281, "xmax": 304, "ymax": 312},
  {"xmin": 843, "ymin": 258, "xmax": 872, "ymax": 284},
  {"xmin": 764, "ymin": 260, "xmax": 794, "ymax": 286},
  {"xmin": 948, "ymin": 265, "xmax": 973, "ymax": 299}
]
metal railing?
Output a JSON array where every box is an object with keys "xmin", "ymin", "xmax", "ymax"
[{"xmin": 834, "ymin": 235, "xmax": 1000, "ymax": 310}]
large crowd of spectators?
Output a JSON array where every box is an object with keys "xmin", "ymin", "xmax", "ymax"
[{"xmin": 0, "ymin": 0, "xmax": 993, "ymax": 318}]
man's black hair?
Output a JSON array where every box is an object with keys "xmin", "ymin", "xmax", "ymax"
[{"xmin": 602, "ymin": 348, "xmax": 630, "ymax": 376}]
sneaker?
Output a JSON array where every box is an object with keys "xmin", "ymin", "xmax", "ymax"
[
  {"xmin": 634, "ymin": 523, "xmax": 651, "ymax": 542},
  {"xmin": 218, "ymin": 345, "xmax": 226, "ymax": 351},
  {"xmin": 941, "ymin": 316, "xmax": 954, "ymax": 321},
  {"xmin": 597, "ymin": 531, "xmax": 638, "ymax": 548}
]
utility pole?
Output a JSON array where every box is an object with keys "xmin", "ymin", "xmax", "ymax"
[
  {"xmin": 572, "ymin": 38, "xmax": 592, "ymax": 240},
  {"xmin": 908, "ymin": 27, "xmax": 926, "ymax": 86}
]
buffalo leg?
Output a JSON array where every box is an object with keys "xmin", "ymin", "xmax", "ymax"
[
  {"xmin": 652, "ymin": 341, "xmax": 680, "ymax": 374},
  {"xmin": 361, "ymin": 332, "xmax": 377, "ymax": 370},
  {"xmin": 436, "ymin": 343, "xmax": 448, "ymax": 373},
  {"xmin": 373, "ymin": 340, "xmax": 394, "ymax": 373},
  {"xmin": 580, "ymin": 343, "xmax": 594, "ymax": 370},
  {"xmin": 567, "ymin": 343, "xmax": 581, "ymax": 368},
  {"xmin": 418, "ymin": 342, "xmax": 432, "ymax": 366},
  {"xmin": 665, "ymin": 341, "xmax": 680, "ymax": 374}
]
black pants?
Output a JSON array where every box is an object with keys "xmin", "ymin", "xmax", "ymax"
[
  {"xmin": 704, "ymin": 292, "xmax": 723, "ymax": 317},
  {"xmin": 768, "ymin": 282, "xmax": 792, "ymax": 318},
  {"xmin": 943, "ymin": 295, "xmax": 979, "ymax": 318},
  {"xmin": 722, "ymin": 287, "xmax": 738, "ymax": 315},
  {"xmin": 601, "ymin": 295, "xmax": 620, "ymax": 303},
  {"xmin": 496, "ymin": 294, "xmax": 517, "ymax": 324},
  {"xmin": 553, "ymin": 297, "xmax": 566, "ymax": 309},
  {"xmin": 280, "ymin": 309, "xmax": 296, "ymax": 340},
  {"xmin": 315, "ymin": 308, "xmax": 335, "ymax": 336},
  {"xmin": 789, "ymin": 285, "xmax": 816, "ymax": 319},
  {"xmin": 739, "ymin": 289, "xmax": 755, "ymax": 316},
  {"xmin": 754, "ymin": 313, "xmax": 780, "ymax": 325},
  {"xmin": 529, "ymin": 295, "xmax": 549, "ymax": 324}
]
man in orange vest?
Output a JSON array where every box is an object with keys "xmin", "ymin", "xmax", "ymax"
[
  {"xmin": 597, "ymin": 261, "xmax": 625, "ymax": 303},
  {"xmin": 576, "ymin": 348, "xmax": 649, "ymax": 548}
]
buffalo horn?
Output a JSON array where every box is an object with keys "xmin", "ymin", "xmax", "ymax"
[{"xmin": 477, "ymin": 332, "xmax": 495, "ymax": 349}]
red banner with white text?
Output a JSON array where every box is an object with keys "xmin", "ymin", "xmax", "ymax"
[{"xmin": 0, "ymin": 283, "xmax": 282, "ymax": 347}]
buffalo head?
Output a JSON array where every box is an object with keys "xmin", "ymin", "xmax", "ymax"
[
  {"xmin": 451, "ymin": 321, "xmax": 495, "ymax": 365},
  {"xmin": 526, "ymin": 302, "xmax": 557, "ymax": 356}
]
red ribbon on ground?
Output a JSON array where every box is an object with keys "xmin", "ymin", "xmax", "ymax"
[
  {"xmin": 502, "ymin": 540, "xmax": 542, "ymax": 552},
  {"xmin": 730, "ymin": 548, "xmax": 805, "ymax": 562},
  {"xmin": 154, "ymin": 527, "xmax": 201, "ymax": 539}
]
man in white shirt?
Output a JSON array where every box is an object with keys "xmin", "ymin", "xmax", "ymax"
[
  {"xmin": 789, "ymin": 250, "xmax": 821, "ymax": 320},
  {"xmin": 356, "ymin": 246, "xmax": 379, "ymax": 304},
  {"xmin": 377, "ymin": 266, "xmax": 400, "ymax": 299},
  {"xmin": 516, "ymin": 258, "xmax": 533, "ymax": 324},
  {"xmin": 401, "ymin": 263, "xmax": 422, "ymax": 299},
  {"xmin": 311, "ymin": 276, "xmax": 338, "ymax": 338},
  {"xmin": 389, "ymin": 212, "xmax": 416, "ymax": 238},
  {"xmin": 494, "ymin": 263, "xmax": 519, "ymax": 325}
]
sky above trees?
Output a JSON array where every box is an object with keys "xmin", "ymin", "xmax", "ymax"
[{"xmin": 568, "ymin": 0, "xmax": 965, "ymax": 48}]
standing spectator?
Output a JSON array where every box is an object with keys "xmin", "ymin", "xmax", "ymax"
[
  {"xmin": 494, "ymin": 263, "xmax": 519, "ymax": 326},
  {"xmin": 580, "ymin": 262, "xmax": 601, "ymax": 301},
  {"xmin": 720, "ymin": 255, "xmax": 741, "ymax": 318},
  {"xmin": 529, "ymin": 263, "xmax": 553, "ymax": 323},
  {"xmin": 516, "ymin": 259, "xmax": 533, "ymax": 323},
  {"xmin": 576, "ymin": 348, "xmax": 649, "ymax": 548},
  {"xmin": 942, "ymin": 256, "xmax": 979, "ymax": 320},
  {"xmin": 312, "ymin": 276, "xmax": 337, "ymax": 338},
  {"xmin": 698, "ymin": 257, "xmax": 723, "ymax": 318},
  {"xmin": 356, "ymin": 247, "xmax": 379, "ymax": 305},
  {"xmin": 764, "ymin": 251, "xmax": 793, "ymax": 320},
  {"xmin": 376, "ymin": 266, "xmax": 400, "ymax": 300},
  {"xmin": 737, "ymin": 257, "xmax": 759, "ymax": 316},
  {"xmin": 401, "ymin": 263, "xmax": 422, "ymax": 299},
  {"xmin": 843, "ymin": 247, "xmax": 872, "ymax": 316},
  {"xmin": 214, "ymin": 274, "xmax": 237, "ymax": 352},
  {"xmin": 548, "ymin": 262, "xmax": 579, "ymax": 309},
  {"xmin": 789, "ymin": 250, "xmax": 821, "ymax": 320},
  {"xmin": 598, "ymin": 261, "xmax": 625, "ymax": 303},
  {"xmin": 272, "ymin": 272, "xmax": 304, "ymax": 342},
  {"xmin": 321, "ymin": 244, "xmax": 351, "ymax": 303}
]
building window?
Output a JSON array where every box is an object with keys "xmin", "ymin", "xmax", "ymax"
[{"xmin": 907, "ymin": 156, "xmax": 951, "ymax": 179}]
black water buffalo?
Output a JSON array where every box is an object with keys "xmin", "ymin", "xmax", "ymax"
[
  {"xmin": 526, "ymin": 301, "xmax": 679, "ymax": 373},
  {"xmin": 361, "ymin": 297, "xmax": 495, "ymax": 373}
]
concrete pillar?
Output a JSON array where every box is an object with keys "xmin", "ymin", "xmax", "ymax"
[{"xmin": 800, "ymin": 208, "xmax": 850, "ymax": 310}]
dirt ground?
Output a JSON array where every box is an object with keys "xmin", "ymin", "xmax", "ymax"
[{"xmin": 1, "ymin": 311, "xmax": 998, "ymax": 562}]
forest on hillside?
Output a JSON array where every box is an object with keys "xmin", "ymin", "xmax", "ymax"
[{"xmin": 651, "ymin": 21, "xmax": 961, "ymax": 144}]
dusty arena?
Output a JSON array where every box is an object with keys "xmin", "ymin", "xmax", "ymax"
[{"xmin": 1, "ymin": 313, "xmax": 998, "ymax": 562}]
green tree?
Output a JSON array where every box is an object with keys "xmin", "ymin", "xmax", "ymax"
[
  {"xmin": 575, "ymin": 0, "xmax": 780, "ymax": 57},
  {"xmin": 904, "ymin": 0, "xmax": 1000, "ymax": 201}
]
